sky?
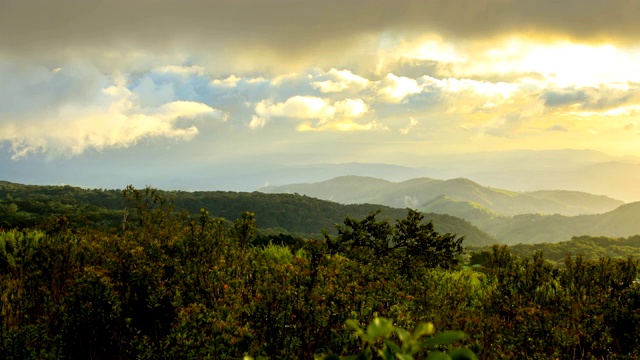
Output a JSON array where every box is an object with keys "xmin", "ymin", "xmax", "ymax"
[{"xmin": 2, "ymin": 0, "xmax": 640, "ymax": 190}]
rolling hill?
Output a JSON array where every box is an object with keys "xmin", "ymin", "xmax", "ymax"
[
  {"xmin": 259, "ymin": 175, "xmax": 624, "ymax": 218},
  {"xmin": 484, "ymin": 202, "xmax": 640, "ymax": 244},
  {"xmin": 259, "ymin": 175, "xmax": 640, "ymax": 245},
  {"xmin": 0, "ymin": 180, "xmax": 496, "ymax": 246}
]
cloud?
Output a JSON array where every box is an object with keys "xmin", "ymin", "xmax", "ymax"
[
  {"xmin": 7, "ymin": 0, "xmax": 640, "ymax": 77},
  {"xmin": 420, "ymin": 75, "xmax": 520, "ymax": 113},
  {"xmin": 462, "ymin": 100, "xmax": 545, "ymax": 137},
  {"xmin": 211, "ymin": 75, "xmax": 242, "ymax": 87},
  {"xmin": 155, "ymin": 65, "xmax": 207, "ymax": 76},
  {"xmin": 297, "ymin": 120, "xmax": 384, "ymax": 132},
  {"xmin": 256, "ymin": 96, "xmax": 335, "ymax": 120},
  {"xmin": 542, "ymin": 85, "xmax": 634, "ymax": 111},
  {"xmin": 0, "ymin": 60, "xmax": 109, "ymax": 120},
  {"xmin": 311, "ymin": 68, "xmax": 371, "ymax": 93},
  {"xmin": 253, "ymin": 96, "xmax": 373, "ymax": 131},
  {"xmin": 377, "ymin": 74, "xmax": 423, "ymax": 103},
  {"xmin": 249, "ymin": 116, "xmax": 269, "ymax": 129},
  {"xmin": 422, "ymin": 76, "xmax": 517, "ymax": 97},
  {"xmin": 0, "ymin": 70, "xmax": 226, "ymax": 158},
  {"xmin": 333, "ymin": 99, "xmax": 370, "ymax": 117},
  {"xmin": 5, "ymin": 1, "xmax": 640, "ymax": 53},
  {"xmin": 542, "ymin": 89, "xmax": 589, "ymax": 107},
  {"xmin": 400, "ymin": 117, "xmax": 418, "ymax": 135},
  {"xmin": 4, "ymin": 0, "xmax": 640, "ymax": 165},
  {"xmin": 546, "ymin": 125, "xmax": 569, "ymax": 132}
]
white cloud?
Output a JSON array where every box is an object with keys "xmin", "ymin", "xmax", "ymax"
[
  {"xmin": 377, "ymin": 74, "xmax": 423, "ymax": 103},
  {"xmin": 400, "ymin": 117, "xmax": 418, "ymax": 135},
  {"xmin": 0, "ymin": 74, "xmax": 225, "ymax": 158},
  {"xmin": 249, "ymin": 115, "xmax": 269, "ymax": 129},
  {"xmin": 270, "ymin": 73, "xmax": 303, "ymax": 86},
  {"xmin": 253, "ymin": 96, "xmax": 372, "ymax": 131},
  {"xmin": 421, "ymin": 76, "xmax": 517, "ymax": 98},
  {"xmin": 297, "ymin": 119, "xmax": 385, "ymax": 132},
  {"xmin": 256, "ymin": 96, "xmax": 335, "ymax": 120},
  {"xmin": 333, "ymin": 99, "xmax": 369, "ymax": 117},
  {"xmin": 157, "ymin": 101, "xmax": 224, "ymax": 120},
  {"xmin": 155, "ymin": 65, "xmax": 207, "ymax": 76},
  {"xmin": 212, "ymin": 75, "xmax": 242, "ymax": 87},
  {"xmin": 311, "ymin": 68, "xmax": 370, "ymax": 93}
]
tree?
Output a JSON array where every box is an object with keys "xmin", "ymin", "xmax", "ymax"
[
  {"xmin": 393, "ymin": 208, "xmax": 464, "ymax": 273},
  {"xmin": 324, "ymin": 209, "xmax": 464, "ymax": 275}
]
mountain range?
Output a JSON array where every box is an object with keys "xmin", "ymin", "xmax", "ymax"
[
  {"xmin": 259, "ymin": 176, "xmax": 624, "ymax": 217},
  {"xmin": 260, "ymin": 175, "xmax": 640, "ymax": 244}
]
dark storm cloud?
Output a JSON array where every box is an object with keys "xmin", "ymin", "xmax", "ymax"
[
  {"xmin": 542, "ymin": 86, "xmax": 634, "ymax": 110},
  {"xmin": 542, "ymin": 89, "xmax": 589, "ymax": 107},
  {"xmin": 1, "ymin": 0, "xmax": 639, "ymax": 61}
]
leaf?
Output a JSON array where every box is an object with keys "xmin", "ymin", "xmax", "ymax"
[
  {"xmin": 381, "ymin": 344, "xmax": 396, "ymax": 360},
  {"xmin": 447, "ymin": 348, "xmax": 478, "ymax": 360},
  {"xmin": 425, "ymin": 351, "xmax": 451, "ymax": 360},
  {"xmin": 384, "ymin": 340, "xmax": 401, "ymax": 354},
  {"xmin": 423, "ymin": 331, "xmax": 467, "ymax": 348},
  {"xmin": 367, "ymin": 317, "xmax": 394, "ymax": 339},
  {"xmin": 323, "ymin": 355, "xmax": 342, "ymax": 360},
  {"xmin": 395, "ymin": 328, "xmax": 411, "ymax": 344},
  {"xmin": 395, "ymin": 353, "xmax": 414, "ymax": 360},
  {"xmin": 346, "ymin": 319, "xmax": 367, "ymax": 340},
  {"xmin": 413, "ymin": 322, "xmax": 436, "ymax": 339}
]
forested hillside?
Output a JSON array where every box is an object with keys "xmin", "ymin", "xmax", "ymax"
[
  {"xmin": 485, "ymin": 202, "xmax": 640, "ymax": 244},
  {"xmin": 0, "ymin": 181, "xmax": 496, "ymax": 246},
  {"xmin": 469, "ymin": 235, "xmax": 640, "ymax": 267},
  {"xmin": 257, "ymin": 176, "xmax": 640, "ymax": 245}
]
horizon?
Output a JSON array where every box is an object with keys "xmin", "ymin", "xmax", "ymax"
[{"xmin": 2, "ymin": 146, "xmax": 640, "ymax": 204}]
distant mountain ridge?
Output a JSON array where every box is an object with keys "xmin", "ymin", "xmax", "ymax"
[
  {"xmin": 485, "ymin": 202, "xmax": 640, "ymax": 244},
  {"xmin": 259, "ymin": 175, "xmax": 624, "ymax": 217},
  {"xmin": 4, "ymin": 149, "xmax": 639, "ymax": 201},
  {"xmin": 259, "ymin": 175, "xmax": 640, "ymax": 245}
]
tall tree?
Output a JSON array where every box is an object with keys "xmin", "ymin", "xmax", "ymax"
[{"xmin": 325, "ymin": 208, "xmax": 464, "ymax": 274}]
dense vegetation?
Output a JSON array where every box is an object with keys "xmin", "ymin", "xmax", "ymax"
[
  {"xmin": 1, "ymin": 185, "xmax": 640, "ymax": 359},
  {"xmin": 469, "ymin": 234, "xmax": 640, "ymax": 267},
  {"xmin": 0, "ymin": 181, "xmax": 495, "ymax": 246},
  {"xmin": 482, "ymin": 203, "xmax": 640, "ymax": 244}
]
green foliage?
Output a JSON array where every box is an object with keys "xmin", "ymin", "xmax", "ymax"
[
  {"xmin": 483, "ymin": 202, "xmax": 640, "ymax": 245},
  {"xmin": 252, "ymin": 232, "xmax": 305, "ymax": 249},
  {"xmin": 325, "ymin": 209, "xmax": 464, "ymax": 276},
  {"xmin": 0, "ymin": 180, "xmax": 495, "ymax": 246},
  {"xmin": 1, "ymin": 185, "xmax": 640, "ymax": 359},
  {"xmin": 262, "ymin": 243, "xmax": 294, "ymax": 264},
  {"xmin": 324, "ymin": 317, "xmax": 477, "ymax": 360},
  {"xmin": 232, "ymin": 211, "xmax": 257, "ymax": 249},
  {"xmin": 469, "ymin": 234, "xmax": 640, "ymax": 266}
]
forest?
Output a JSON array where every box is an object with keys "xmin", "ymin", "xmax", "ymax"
[
  {"xmin": 0, "ymin": 181, "xmax": 494, "ymax": 246},
  {"xmin": 1, "ymin": 183, "xmax": 640, "ymax": 359}
]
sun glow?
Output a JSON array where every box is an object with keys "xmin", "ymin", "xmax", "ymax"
[{"xmin": 465, "ymin": 37, "xmax": 640, "ymax": 87}]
